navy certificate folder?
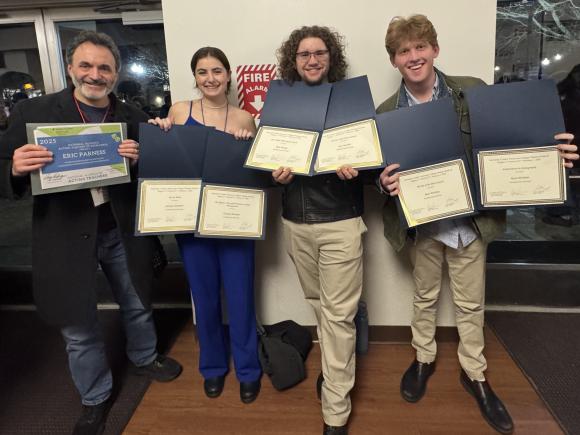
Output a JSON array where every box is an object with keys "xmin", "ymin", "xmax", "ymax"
[
  {"xmin": 139, "ymin": 123, "xmax": 207, "ymax": 179},
  {"xmin": 376, "ymin": 97, "xmax": 477, "ymax": 227},
  {"xmin": 324, "ymin": 76, "xmax": 376, "ymax": 128},
  {"xmin": 465, "ymin": 79, "xmax": 568, "ymax": 209},
  {"xmin": 260, "ymin": 79, "xmax": 331, "ymax": 131},
  {"xmin": 377, "ymin": 97, "xmax": 467, "ymax": 169},
  {"xmin": 466, "ymin": 79, "xmax": 565, "ymax": 149},
  {"xmin": 202, "ymin": 129, "xmax": 272, "ymax": 188}
]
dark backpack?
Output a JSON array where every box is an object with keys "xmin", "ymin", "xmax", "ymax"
[{"xmin": 257, "ymin": 320, "xmax": 313, "ymax": 391}]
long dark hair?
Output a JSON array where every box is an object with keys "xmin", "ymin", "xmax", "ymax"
[{"xmin": 190, "ymin": 46, "xmax": 232, "ymax": 93}]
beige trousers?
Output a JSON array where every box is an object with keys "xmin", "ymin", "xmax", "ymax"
[
  {"xmin": 409, "ymin": 236, "xmax": 487, "ymax": 381},
  {"xmin": 282, "ymin": 217, "xmax": 366, "ymax": 426}
]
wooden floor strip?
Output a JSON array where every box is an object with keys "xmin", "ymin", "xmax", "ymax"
[{"xmin": 125, "ymin": 324, "xmax": 562, "ymax": 434}]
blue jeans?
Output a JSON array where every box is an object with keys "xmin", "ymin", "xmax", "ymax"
[{"xmin": 60, "ymin": 228, "xmax": 158, "ymax": 405}]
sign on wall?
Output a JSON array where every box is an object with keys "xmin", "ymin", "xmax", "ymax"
[{"xmin": 236, "ymin": 64, "xmax": 277, "ymax": 119}]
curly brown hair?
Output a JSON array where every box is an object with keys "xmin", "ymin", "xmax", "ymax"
[{"xmin": 277, "ymin": 25, "xmax": 347, "ymax": 84}]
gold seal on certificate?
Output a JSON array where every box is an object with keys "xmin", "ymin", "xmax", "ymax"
[
  {"xmin": 136, "ymin": 179, "xmax": 202, "ymax": 234},
  {"xmin": 245, "ymin": 126, "xmax": 318, "ymax": 175},
  {"xmin": 477, "ymin": 146, "xmax": 566, "ymax": 207},
  {"xmin": 398, "ymin": 159, "xmax": 474, "ymax": 227},
  {"xmin": 197, "ymin": 185, "xmax": 266, "ymax": 239},
  {"xmin": 314, "ymin": 119, "xmax": 383, "ymax": 173}
]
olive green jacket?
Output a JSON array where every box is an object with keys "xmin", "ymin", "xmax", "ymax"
[{"xmin": 376, "ymin": 71, "xmax": 506, "ymax": 252}]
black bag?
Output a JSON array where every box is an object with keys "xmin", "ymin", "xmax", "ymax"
[{"xmin": 258, "ymin": 320, "xmax": 313, "ymax": 391}]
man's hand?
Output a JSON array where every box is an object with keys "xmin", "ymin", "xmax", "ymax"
[
  {"xmin": 118, "ymin": 139, "xmax": 140, "ymax": 165},
  {"xmin": 11, "ymin": 144, "xmax": 53, "ymax": 176},
  {"xmin": 379, "ymin": 163, "xmax": 401, "ymax": 196},
  {"xmin": 336, "ymin": 165, "xmax": 358, "ymax": 180},
  {"xmin": 272, "ymin": 166, "xmax": 294, "ymax": 184},
  {"xmin": 555, "ymin": 133, "xmax": 579, "ymax": 168},
  {"xmin": 148, "ymin": 116, "xmax": 173, "ymax": 131}
]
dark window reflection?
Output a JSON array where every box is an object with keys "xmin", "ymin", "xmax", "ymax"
[
  {"xmin": 0, "ymin": 23, "xmax": 45, "ymax": 268},
  {"xmin": 57, "ymin": 20, "xmax": 170, "ymax": 118},
  {"xmin": 0, "ymin": 23, "xmax": 45, "ymax": 132},
  {"xmin": 494, "ymin": 0, "xmax": 580, "ymax": 244}
]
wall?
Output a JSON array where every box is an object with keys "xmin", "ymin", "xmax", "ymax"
[{"xmin": 161, "ymin": 0, "xmax": 497, "ymax": 326}]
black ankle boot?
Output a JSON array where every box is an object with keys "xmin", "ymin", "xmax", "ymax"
[
  {"xmin": 240, "ymin": 379, "xmax": 261, "ymax": 404},
  {"xmin": 460, "ymin": 370, "xmax": 514, "ymax": 434},
  {"xmin": 203, "ymin": 375, "xmax": 225, "ymax": 398},
  {"xmin": 400, "ymin": 359, "xmax": 435, "ymax": 402}
]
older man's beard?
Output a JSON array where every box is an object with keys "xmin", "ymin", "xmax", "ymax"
[{"xmin": 71, "ymin": 75, "xmax": 116, "ymax": 102}]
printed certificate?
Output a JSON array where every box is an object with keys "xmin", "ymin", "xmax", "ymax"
[
  {"xmin": 477, "ymin": 146, "xmax": 566, "ymax": 207},
  {"xmin": 315, "ymin": 119, "xmax": 383, "ymax": 173},
  {"xmin": 136, "ymin": 179, "xmax": 202, "ymax": 235},
  {"xmin": 30, "ymin": 123, "xmax": 129, "ymax": 195},
  {"xmin": 245, "ymin": 126, "xmax": 318, "ymax": 175},
  {"xmin": 398, "ymin": 159, "xmax": 474, "ymax": 227},
  {"xmin": 197, "ymin": 184, "xmax": 266, "ymax": 239}
]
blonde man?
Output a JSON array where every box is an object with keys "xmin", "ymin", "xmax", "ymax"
[{"xmin": 377, "ymin": 14, "xmax": 578, "ymax": 434}]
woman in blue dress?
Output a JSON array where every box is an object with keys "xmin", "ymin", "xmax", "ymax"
[{"xmin": 150, "ymin": 47, "xmax": 261, "ymax": 403}]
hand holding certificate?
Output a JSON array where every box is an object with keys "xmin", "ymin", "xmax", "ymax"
[
  {"xmin": 466, "ymin": 79, "xmax": 570, "ymax": 209},
  {"xmin": 377, "ymin": 98, "xmax": 476, "ymax": 228},
  {"xmin": 315, "ymin": 76, "xmax": 383, "ymax": 173},
  {"xmin": 27, "ymin": 123, "xmax": 129, "ymax": 195}
]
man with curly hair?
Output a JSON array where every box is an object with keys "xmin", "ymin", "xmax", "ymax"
[{"xmin": 273, "ymin": 25, "xmax": 365, "ymax": 435}]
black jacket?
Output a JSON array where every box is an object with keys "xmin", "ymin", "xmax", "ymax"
[
  {"xmin": 281, "ymin": 173, "xmax": 364, "ymax": 223},
  {"xmin": 0, "ymin": 87, "xmax": 156, "ymax": 326}
]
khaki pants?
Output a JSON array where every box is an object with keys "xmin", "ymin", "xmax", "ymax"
[
  {"xmin": 282, "ymin": 217, "xmax": 366, "ymax": 426},
  {"xmin": 409, "ymin": 236, "xmax": 487, "ymax": 381}
]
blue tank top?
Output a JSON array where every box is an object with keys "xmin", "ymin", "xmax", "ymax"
[{"xmin": 184, "ymin": 101, "xmax": 203, "ymax": 126}]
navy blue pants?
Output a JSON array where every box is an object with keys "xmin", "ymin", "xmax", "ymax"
[{"xmin": 176, "ymin": 235, "xmax": 261, "ymax": 382}]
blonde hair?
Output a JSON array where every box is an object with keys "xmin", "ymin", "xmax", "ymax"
[{"xmin": 385, "ymin": 14, "xmax": 438, "ymax": 59}]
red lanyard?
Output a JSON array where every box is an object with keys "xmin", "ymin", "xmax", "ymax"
[{"xmin": 73, "ymin": 94, "xmax": 110, "ymax": 124}]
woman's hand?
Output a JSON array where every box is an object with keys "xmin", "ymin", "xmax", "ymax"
[
  {"xmin": 148, "ymin": 116, "xmax": 173, "ymax": 131},
  {"xmin": 233, "ymin": 128, "xmax": 254, "ymax": 140}
]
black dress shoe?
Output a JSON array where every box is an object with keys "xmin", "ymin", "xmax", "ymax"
[
  {"xmin": 460, "ymin": 370, "xmax": 514, "ymax": 434},
  {"xmin": 323, "ymin": 423, "xmax": 348, "ymax": 435},
  {"xmin": 72, "ymin": 398, "xmax": 112, "ymax": 435},
  {"xmin": 203, "ymin": 376, "xmax": 225, "ymax": 398},
  {"xmin": 400, "ymin": 359, "xmax": 435, "ymax": 402},
  {"xmin": 316, "ymin": 371, "xmax": 324, "ymax": 401},
  {"xmin": 240, "ymin": 379, "xmax": 261, "ymax": 404}
]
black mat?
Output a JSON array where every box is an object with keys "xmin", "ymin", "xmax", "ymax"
[
  {"xmin": 486, "ymin": 311, "xmax": 580, "ymax": 435},
  {"xmin": 0, "ymin": 308, "xmax": 191, "ymax": 435}
]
